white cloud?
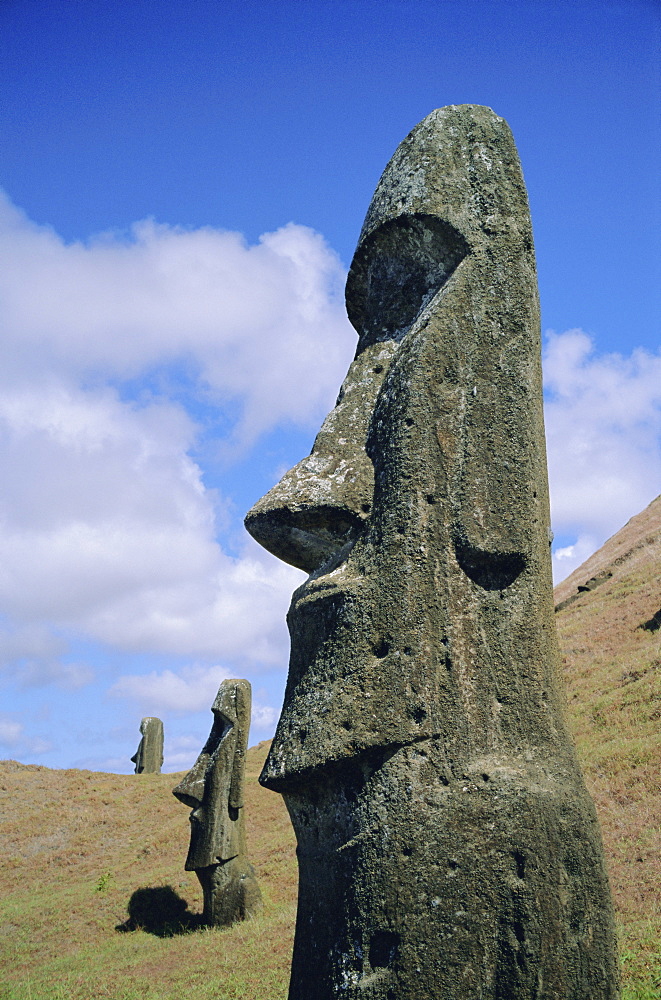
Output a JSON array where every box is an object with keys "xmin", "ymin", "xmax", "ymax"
[
  {"xmin": 550, "ymin": 535, "xmax": 601, "ymax": 584},
  {"xmin": 4, "ymin": 186, "xmax": 658, "ymax": 766},
  {"xmin": 110, "ymin": 663, "xmax": 233, "ymax": 714},
  {"xmin": 164, "ymin": 751, "xmax": 201, "ymax": 773},
  {"xmin": 0, "ymin": 625, "xmax": 66, "ymax": 668},
  {"xmin": 252, "ymin": 703, "xmax": 277, "ymax": 731},
  {"xmin": 0, "ymin": 713, "xmax": 52, "ymax": 756},
  {"xmin": 0, "ymin": 715, "xmax": 23, "ymax": 747},
  {"xmin": 0, "ymin": 377, "xmax": 301, "ymax": 661},
  {"xmin": 0, "ymin": 192, "xmax": 355, "ymax": 444},
  {"xmin": 544, "ymin": 330, "xmax": 661, "ymax": 581},
  {"xmin": 14, "ymin": 661, "xmax": 94, "ymax": 690},
  {"xmin": 81, "ymin": 544, "xmax": 301, "ymax": 661},
  {"xmin": 0, "ymin": 193, "xmax": 329, "ymax": 684},
  {"xmin": 0, "ymin": 624, "xmax": 94, "ymax": 688},
  {"xmin": 110, "ymin": 664, "xmax": 282, "ymax": 743}
]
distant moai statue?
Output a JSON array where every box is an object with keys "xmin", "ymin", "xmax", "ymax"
[
  {"xmin": 245, "ymin": 106, "xmax": 619, "ymax": 999},
  {"xmin": 172, "ymin": 679, "xmax": 262, "ymax": 927},
  {"xmin": 131, "ymin": 717, "xmax": 163, "ymax": 774}
]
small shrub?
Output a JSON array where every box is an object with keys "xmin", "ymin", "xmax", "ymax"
[{"xmin": 94, "ymin": 871, "xmax": 113, "ymax": 892}]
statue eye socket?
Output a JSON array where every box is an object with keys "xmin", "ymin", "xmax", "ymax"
[
  {"xmin": 346, "ymin": 214, "xmax": 469, "ymax": 351},
  {"xmin": 201, "ymin": 713, "xmax": 232, "ymax": 757}
]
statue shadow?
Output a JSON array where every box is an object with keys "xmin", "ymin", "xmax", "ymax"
[{"xmin": 116, "ymin": 885, "xmax": 203, "ymax": 937}]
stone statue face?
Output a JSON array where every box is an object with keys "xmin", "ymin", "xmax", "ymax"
[
  {"xmin": 173, "ymin": 679, "xmax": 250, "ymax": 869},
  {"xmin": 244, "ymin": 215, "xmax": 469, "ymax": 577},
  {"xmin": 244, "ymin": 106, "xmax": 618, "ymax": 999},
  {"xmin": 131, "ymin": 715, "xmax": 163, "ymax": 773},
  {"xmin": 245, "ymin": 105, "xmax": 552, "ymax": 787}
]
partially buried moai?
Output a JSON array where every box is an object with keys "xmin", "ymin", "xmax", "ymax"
[
  {"xmin": 245, "ymin": 105, "xmax": 619, "ymax": 999},
  {"xmin": 131, "ymin": 716, "xmax": 163, "ymax": 774},
  {"xmin": 172, "ymin": 679, "xmax": 262, "ymax": 927}
]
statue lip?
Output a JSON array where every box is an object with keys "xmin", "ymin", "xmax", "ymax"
[
  {"xmin": 292, "ymin": 578, "xmax": 343, "ymax": 608},
  {"xmin": 290, "ymin": 537, "xmax": 362, "ymax": 609}
]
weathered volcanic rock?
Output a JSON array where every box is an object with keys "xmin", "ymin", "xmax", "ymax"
[
  {"xmin": 246, "ymin": 104, "xmax": 618, "ymax": 999},
  {"xmin": 131, "ymin": 717, "xmax": 163, "ymax": 774},
  {"xmin": 172, "ymin": 679, "xmax": 262, "ymax": 927}
]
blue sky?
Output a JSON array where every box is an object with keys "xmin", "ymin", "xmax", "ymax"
[{"xmin": 0, "ymin": 0, "xmax": 659, "ymax": 772}]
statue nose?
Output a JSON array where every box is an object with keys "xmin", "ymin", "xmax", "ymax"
[
  {"xmin": 245, "ymin": 341, "xmax": 400, "ymax": 574},
  {"xmin": 244, "ymin": 424, "xmax": 374, "ymax": 573},
  {"xmin": 245, "ymin": 493, "xmax": 368, "ymax": 574},
  {"xmin": 244, "ymin": 374, "xmax": 382, "ymax": 573},
  {"xmin": 172, "ymin": 761, "xmax": 207, "ymax": 809}
]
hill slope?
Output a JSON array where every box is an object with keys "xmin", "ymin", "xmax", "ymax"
[
  {"xmin": 1, "ymin": 500, "xmax": 660, "ymax": 999},
  {"xmin": 554, "ymin": 494, "xmax": 661, "ymax": 997},
  {"xmin": 0, "ymin": 742, "xmax": 297, "ymax": 1000}
]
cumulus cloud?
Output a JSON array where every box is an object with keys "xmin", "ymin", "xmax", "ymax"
[
  {"xmin": 544, "ymin": 330, "xmax": 661, "ymax": 581},
  {"xmin": 0, "ymin": 714, "xmax": 23, "ymax": 747},
  {"xmin": 3, "ymin": 188, "xmax": 659, "ymax": 768},
  {"xmin": 13, "ymin": 661, "xmax": 94, "ymax": 690},
  {"xmin": 163, "ymin": 733, "xmax": 210, "ymax": 772},
  {"xmin": 0, "ymin": 192, "xmax": 332, "ymax": 685},
  {"xmin": 0, "ymin": 192, "xmax": 355, "ymax": 444},
  {"xmin": 0, "ymin": 712, "xmax": 52, "ymax": 756},
  {"xmin": 110, "ymin": 663, "xmax": 279, "ymax": 739},
  {"xmin": 110, "ymin": 663, "xmax": 233, "ymax": 713},
  {"xmin": 0, "ymin": 625, "xmax": 66, "ymax": 670},
  {"xmin": 252, "ymin": 703, "xmax": 277, "ymax": 730},
  {"xmin": 82, "ymin": 543, "xmax": 301, "ymax": 661},
  {"xmin": 0, "ymin": 380, "xmax": 302, "ymax": 665}
]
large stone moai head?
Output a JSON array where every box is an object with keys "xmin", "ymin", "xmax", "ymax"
[
  {"xmin": 246, "ymin": 106, "xmax": 618, "ymax": 999},
  {"xmin": 172, "ymin": 679, "xmax": 262, "ymax": 926},
  {"xmin": 131, "ymin": 716, "xmax": 163, "ymax": 774}
]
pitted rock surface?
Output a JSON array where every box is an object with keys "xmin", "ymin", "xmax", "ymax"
[
  {"xmin": 245, "ymin": 104, "xmax": 618, "ymax": 1000},
  {"xmin": 172, "ymin": 679, "xmax": 262, "ymax": 926},
  {"xmin": 131, "ymin": 717, "xmax": 163, "ymax": 774}
]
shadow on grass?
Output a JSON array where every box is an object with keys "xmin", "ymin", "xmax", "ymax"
[{"xmin": 116, "ymin": 885, "xmax": 203, "ymax": 937}]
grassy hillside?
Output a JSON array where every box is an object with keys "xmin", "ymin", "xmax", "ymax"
[
  {"xmin": 555, "ymin": 495, "xmax": 661, "ymax": 1000},
  {"xmin": 0, "ymin": 742, "xmax": 296, "ymax": 1000},
  {"xmin": 1, "ymin": 499, "xmax": 659, "ymax": 999}
]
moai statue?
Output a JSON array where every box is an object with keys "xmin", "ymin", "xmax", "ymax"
[
  {"xmin": 172, "ymin": 679, "xmax": 262, "ymax": 927},
  {"xmin": 131, "ymin": 716, "xmax": 163, "ymax": 774},
  {"xmin": 245, "ymin": 106, "xmax": 619, "ymax": 999}
]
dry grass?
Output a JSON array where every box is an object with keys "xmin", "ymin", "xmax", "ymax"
[
  {"xmin": 1, "ymin": 499, "xmax": 659, "ymax": 998},
  {"xmin": 556, "ymin": 495, "xmax": 661, "ymax": 999},
  {"xmin": 0, "ymin": 742, "xmax": 297, "ymax": 1000}
]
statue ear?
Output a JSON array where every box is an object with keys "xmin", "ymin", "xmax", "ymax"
[{"xmin": 228, "ymin": 681, "xmax": 251, "ymax": 811}]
